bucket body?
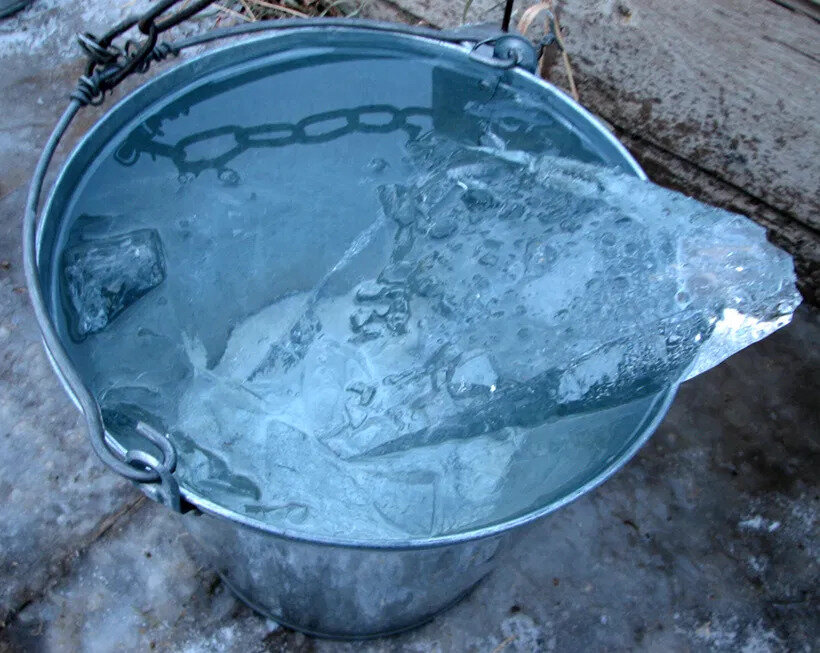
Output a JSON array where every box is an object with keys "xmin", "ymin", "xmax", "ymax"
[
  {"xmin": 32, "ymin": 24, "xmax": 670, "ymax": 637},
  {"xmin": 184, "ymin": 510, "xmax": 507, "ymax": 638}
]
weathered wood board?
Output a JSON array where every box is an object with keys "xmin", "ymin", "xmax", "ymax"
[{"xmin": 386, "ymin": 0, "xmax": 820, "ymax": 303}]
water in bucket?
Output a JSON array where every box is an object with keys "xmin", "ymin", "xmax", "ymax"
[{"xmin": 52, "ymin": 49, "xmax": 800, "ymax": 542}]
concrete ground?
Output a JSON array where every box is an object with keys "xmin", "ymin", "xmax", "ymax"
[{"xmin": 0, "ymin": 2, "xmax": 817, "ymax": 651}]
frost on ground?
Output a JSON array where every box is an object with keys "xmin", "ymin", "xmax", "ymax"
[
  {"xmin": 0, "ymin": 0, "xmax": 218, "ymax": 59},
  {"xmin": 65, "ymin": 132, "xmax": 801, "ymax": 542}
]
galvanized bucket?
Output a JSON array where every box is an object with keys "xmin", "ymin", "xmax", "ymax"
[{"xmin": 25, "ymin": 13, "xmax": 677, "ymax": 638}]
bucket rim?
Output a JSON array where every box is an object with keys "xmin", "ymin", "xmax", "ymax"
[{"xmin": 36, "ymin": 22, "xmax": 669, "ymax": 550}]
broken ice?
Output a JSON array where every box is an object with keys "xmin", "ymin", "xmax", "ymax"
[
  {"xmin": 62, "ymin": 228, "xmax": 165, "ymax": 339},
  {"xmin": 82, "ymin": 134, "xmax": 800, "ymax": 541}
]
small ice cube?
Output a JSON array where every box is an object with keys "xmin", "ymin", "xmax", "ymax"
[{"xmin": 61, "ymin": 228, "xmax": 165, "ymax": 339}]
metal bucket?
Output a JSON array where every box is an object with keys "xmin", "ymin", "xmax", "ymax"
[{"xmin": 27, "ymin": 21, "xmax": 677, "ymax": 638}]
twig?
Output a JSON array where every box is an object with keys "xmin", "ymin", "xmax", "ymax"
[
  {"xmin": 480, "ymin": 0, "xmax": 512, "ymax": 21},
  {"xmin": 518, "ymin": 2, "xmax": 580, "ymax": 102},
  {"xmin": 462, "ymin": 0, "xmax": 475, "ymax": 24},
  {"xmin": 341, "ymin": 0, "xmax": 369, "ymax": 18},
  {"xmin": 552, "ymin": 12, "xmax": 579, "ymax": 100},
  {"xmin": 491, "ymin": 634, "xmax": 517, "ymax": 653},
  {"xmin": 239, "ymin": 0, "xmax": 258, "ymax": 20},
  {"xmin": 249, "ymin": 0, "xmax": 310, "ymax": 17},
  {"xmin": 319, "ymin": 0, "xmax": 357, "ymax": 17},
  {"xmin": 214, "ymin": 2, "xmax": 253, "ymax": 21}
]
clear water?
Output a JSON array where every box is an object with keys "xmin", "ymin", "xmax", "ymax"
[{"xmin": 52, "ymin": 47, "xmax": 800, "ymax": 541}]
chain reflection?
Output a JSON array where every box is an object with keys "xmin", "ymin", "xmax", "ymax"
[{"xmin": 114, "ymin": 104, "xmax": 434, "ymax": 182}]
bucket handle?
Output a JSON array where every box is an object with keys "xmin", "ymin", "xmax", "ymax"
[{"xmin": 23, "ymin": 5, "xmax": 534, "ymax": 509}]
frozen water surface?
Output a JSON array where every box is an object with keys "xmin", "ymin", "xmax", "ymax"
[{"xmin": 52, "ymin": 50, "xmax": 800, "ymax": 542}]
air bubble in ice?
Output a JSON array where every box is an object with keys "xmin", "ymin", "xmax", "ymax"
[{"xmin": 367, "ymin": 157, "xmax": 389, "ymax": 173}]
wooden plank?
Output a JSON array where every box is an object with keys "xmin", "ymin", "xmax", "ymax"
[
  {"xmin": 552, "ymin": 0, "xmax": 819, "ymax": 230},
  {"xmin": 386, "ymin": 0, "xmax": 820, "ymax": 303},
  {"xmin": 393, "ymin": 0, "xmax": 819, "ymax": 228}
]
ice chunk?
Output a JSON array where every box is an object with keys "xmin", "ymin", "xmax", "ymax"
[
  {"xmin": 62, "ymin": 228, "xmax": 165, "ymax": 338},
  {"xmin": 75, "ymin": 129, "xmax": 801, "ymax": 543},
  {"xmin": 210, "ymin": 139, "xmax": 798, "ymax": 478}
]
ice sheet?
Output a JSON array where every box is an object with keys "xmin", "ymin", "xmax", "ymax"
[{"xmin": 69, "ymin": 134, "xmax": 800, "ymax": 540}]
